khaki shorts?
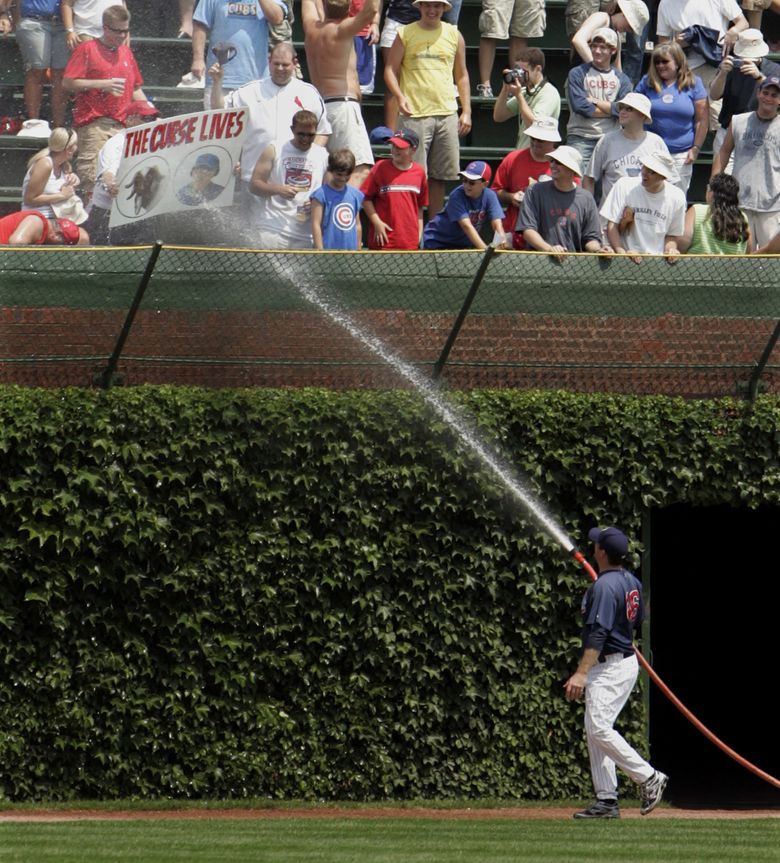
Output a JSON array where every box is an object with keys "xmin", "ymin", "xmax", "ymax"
[
  {"xmin": 565, "ymin": 0, "xmax": 611, "ymax": 36},
  {"xmin": 401, "ymin": 114, "xmax": 460, "ymax": 181},
  {"xmin": 76, "ymin": 117, "xmax": 123, "ymax": 196},
  {"xmin": 740, "ymin": 0, "xmax": 772, "ymax": 10},
  {"xmin": 479, "ymin": 0, "xmax": 546, "ymax": 40}
]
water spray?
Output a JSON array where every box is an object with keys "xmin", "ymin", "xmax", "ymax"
[
  {"xmin": 271, "ymin": 254, "xmax": 779, "ymax": 794},
  {"xmin": 572, "ymin": 548, "xmax": 780, "ymax": 791}
]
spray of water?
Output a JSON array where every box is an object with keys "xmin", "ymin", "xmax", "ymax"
[{"xmin": 270, "ymin": 256, "xmax": 576, "ymax": 553}]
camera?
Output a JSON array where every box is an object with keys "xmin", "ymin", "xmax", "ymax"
[
  {"xmin": 731, "ymin": 57, "xmax": 744, "ymax": 69},
  {"xmin": 503, "ymin": 67, "xmax": 528, "ymax": 86}
]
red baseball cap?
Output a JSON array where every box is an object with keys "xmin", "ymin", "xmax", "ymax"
[{"xmin": 56, "ymin": 218, "xmax": 81, "ymax": 245}]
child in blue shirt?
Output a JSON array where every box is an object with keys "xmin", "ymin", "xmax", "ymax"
[
  {"xmin": 422, "ymin": 161, "xmax": 506, "ymax": 250},
  {"xmin": 311, "ymin": 149, "xmax": 365, "ymax": 250}
]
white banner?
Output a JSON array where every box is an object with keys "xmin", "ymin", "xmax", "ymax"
[{"xmin": 109, "ymin": 108, "xmax": 247, "ymax": 228}]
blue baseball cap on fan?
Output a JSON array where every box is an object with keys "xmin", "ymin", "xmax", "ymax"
[
  {"xmin": 588, "ymin": 526, "xmax": 629, "ymax": 559},
  {"xmin": 459, "ymin": 160, "xmax": 492, "ymax": 182}
]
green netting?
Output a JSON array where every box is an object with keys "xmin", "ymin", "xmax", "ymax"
[{"xmin": 1, "ymin": 244, "xmax": 778, "ymax": 397}]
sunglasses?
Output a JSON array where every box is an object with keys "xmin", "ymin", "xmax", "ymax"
[
  {"xmin": 331, "ymin": 168, "xmax": 353, "ymax": 176},
  {"xmin": 463, "ymin": 178, "xmax": 484, "ymax": 185},
  {"xmin": 106, "ymin": 24, "xmax": 130, "ymax": 33}
]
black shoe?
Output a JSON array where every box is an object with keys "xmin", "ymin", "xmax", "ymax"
[{"xmin": 573, "ymin": 799, "xmax": 620, "ymax": 819}]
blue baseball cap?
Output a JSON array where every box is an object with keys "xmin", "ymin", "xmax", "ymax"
[
  {"xmin": 193, "ymin": 153, "xmax": 220, "ymax": 172},
  {"xmin": 369, "ymin": 125, "xmax": 394, "ymax": 144},
  {"xmin": 459, "ymin": 160, "xmax": 492, "ymax": 182},
  {"xmin": 588, "ymin": 526, "xmax": 629, "ymax": 559}
]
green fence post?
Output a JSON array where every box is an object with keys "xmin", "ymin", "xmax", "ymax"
[
  {"xmin": 747, "ymin": 318, "xmax": 780, "ymax": 403},
  {"xmin": 98, "ymin": 242, "xmax": 163, "ymax": 390},
  {"xmin": 431, "ymin": 245, "xmax": 497, "ymax": 381}
]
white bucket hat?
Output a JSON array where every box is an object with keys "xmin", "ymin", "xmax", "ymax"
[
  {"xmin": 617, "ymin": 91, "xmax": 652, "ymax": 122},
  {"xmin": 525, "ymin": 116, "xmax": 562, "ymax": 143},
  {"xmin": 734, "ymin": 29, "xmax": 769, "ymax": 59},
  {"xmin": 413, "ymin": 0, "xmax": 452, "ymax": 6},
  {"xmin": 640, "ymin": 150, "xmax": 678, "ymax": 182},
  {"xmin": 548, "ymin": 145, "xmax": 583, "ymax": 176},
  {"xmin": 616, "ymin": 0, "xmax": 649, "ymax": 36},
  {"xmin": 16, "ymin": 118, "xmax": 51, "ymax": 138}
]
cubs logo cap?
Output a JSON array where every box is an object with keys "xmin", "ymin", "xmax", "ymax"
[
  {"xmin": 588, "ymin": 526, "xmax": 629, "ymax": 559},
  {"xmin": 759, "ymin": 75, "xmax": 780, "ymax": 90},
  {"xmin": 459, "ymin": 160, "xmax": 492, "ymax": 182}
]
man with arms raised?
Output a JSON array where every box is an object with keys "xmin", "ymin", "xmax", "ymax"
[
  {"xmin": 210, "ymin": 41, "xmax": 332, "ymax": 189},
  {"xmin": 303, "ymin": 0, "xmax": 378, "ymax": 187},
  {"xmin": 384, "ymin": 0, "xmax": 471, "ymax": 218}
]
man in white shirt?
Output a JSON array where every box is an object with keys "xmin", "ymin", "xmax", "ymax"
[
  {"xmin": 210, "ymin": 41, "xmax": 331, "ymax": 186},
  {"xmin": 601, "ymin": 150, "xmax": 686, "ymax": 261}
]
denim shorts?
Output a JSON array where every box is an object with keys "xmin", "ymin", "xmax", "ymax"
[{"xmin": 16, "ymin": 17, "xmax": 69, "ymax": 71}]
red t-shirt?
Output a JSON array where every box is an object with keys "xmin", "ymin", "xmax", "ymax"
[
  {"xmin": 0, "ymin": 211, "xmax": 48, "ymax": 245},
  {"xmin": 491, "ymin": 148, "xmax": 554, "ymax": 250},
  {"xmin": 63, "ymin": 40, "xmax": 143, "ymax": 127},
  {"xmin": 360, "ymin": 159, "xmax": 428, "ymax": 250}
]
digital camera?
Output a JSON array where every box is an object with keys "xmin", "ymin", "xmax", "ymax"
[{"xmin": 503, "ymin": 67, "xmax": 528, "ymax": 86}]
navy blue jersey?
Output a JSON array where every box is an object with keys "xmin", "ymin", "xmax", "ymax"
[{"xmin": 581, "ymin": 568, "xmax": 644, "ymax": 656}]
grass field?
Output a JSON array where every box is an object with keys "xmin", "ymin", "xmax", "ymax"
[{"xmin": 0, "ymin": 815, "xmax": 778, "ymax": 862}]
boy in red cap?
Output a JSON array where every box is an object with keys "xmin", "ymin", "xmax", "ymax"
[
  {"xmin": 422, "ymin": 159, "xmax": 505, "ymax": 249},
  {"xmin": 361, "ymin": 128, "xmax": 428, "ymax": 250}
]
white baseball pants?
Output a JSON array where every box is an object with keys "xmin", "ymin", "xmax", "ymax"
[{"xmin": 584, "ymin": 653, "xmax": 655, "ymax": 800}]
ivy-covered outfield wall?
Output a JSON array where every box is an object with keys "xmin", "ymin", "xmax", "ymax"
[{"xmin": 0, "ymin": 386, "xmax": 778, "ymax": 802}]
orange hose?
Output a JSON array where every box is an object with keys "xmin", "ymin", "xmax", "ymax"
[{"xmin": 572, "ymin": 549, "xmax": 780, "ymax": 791}]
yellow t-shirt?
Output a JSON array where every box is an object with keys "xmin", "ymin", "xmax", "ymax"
[{"xmin": 398, "ymin": 22, "xmax": 459, "ymax": 117}]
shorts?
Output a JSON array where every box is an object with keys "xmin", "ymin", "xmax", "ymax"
[
  {"xmin": 325, "ymin": 100, "xmax": 375, "ymax": 167},
  {"xmin": 75, "ymin": 117, "xmax": 123, "ymax": 194},
  {"xmin": 355, "ymin": 35, "xmax": 376, "ymax": 94},
  {"xmin": 479, "ymin": 0, "xmax": 546, "ymax": 40},
  {"xmin": 380, "ymin": 16, "xmax": 403, "ymax": 49},
  {"xmin": 16, "ymin": 18, "xmax": 69, "ymax": 71},
  {"xmin": 268, "ymin": 17, "xmax": 293, "ymax": 47},
  {"xmin": 743, "ymin": 209, "xmax": 780, "ymax": 249},
  {"xmin": 401, "ymin": 113, "xmax": 460, "ymax": 181},
  {"xmin": 565, "ymin": 0, "xmax": 609, "ymax": 36},
  {"xmin": 740, "ymin": 0, "xmax": 772, "ymax": 10}
]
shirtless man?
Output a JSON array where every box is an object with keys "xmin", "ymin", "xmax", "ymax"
[{"xmin": 302, "ymin": 0, "xmax": 377, "ymax": 186}]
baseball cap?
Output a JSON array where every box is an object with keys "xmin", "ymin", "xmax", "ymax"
[
  {"xmin": 588, "ymin": 526, "xmax": 629, "ymax": 559},
  {"xmin": 369, "ymin": 125, "xmax": 394, "ymax": 144},
  {"xmin": 759, "ymin": 75, "xmax": 780, "ymax": 90},
  {"xmin": 459, "ymin": 160, "xmax": 492, "ymax": 182},
  {"xmin": 734, "ymin": 28, "xmax": 769, "ymax": 59},
  {"xmin": 639, "ymin": 150, "xmax": 677, "ymax": 180},
  {"xmin": 127, "ymin": 99, "xmax": 160, "ymax": 118},
  {"xmin": 525, "ymin": 116, "xmax": 561, "ymax": 142},
  {"xmin": 193, "ymin": 153, "xmax": 220, "ymax": 172},
  {"xmin": 616, "ymin": 0, "xmax": 649, "ymax": 36},
  {"xmin": 388, "ymin": 128, "xmax": 419, "ymax": 149},
  {"xmin": 548, "ymin": 145, "xmax": 583, "ymax": 176},
  {"xmin": 590, "ymin": 27, "xmax": 618, "ymax": 47},
  {"xmin": 56, "ymin": 218, "xmax": 81, "ymax": 245},
  {"xmin": 617, "ymin": 91, "xmax": 652, "ymax": 121}
]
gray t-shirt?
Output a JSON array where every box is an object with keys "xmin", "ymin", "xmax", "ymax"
[
  {"xmin": 516, "ymin": 180, "xmax": 602, "ymax": 251},
  {"xmin": 731, "ymin": 111, "xmax": 780, "ymax": 213},
  {"xmin": 586, "ymin": 129, "xmax": 670, "ymax": 205}
]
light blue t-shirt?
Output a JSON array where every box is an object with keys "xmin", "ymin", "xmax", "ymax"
[
  {"xmin": 634, "ymin": 74, "xmax": 708, "ymax": 154},
  {"xmin": 195, "ymin": 0, "xmax": 286, "ymax": 89},
  {"xmin": 422, "ymin": 185, "xmax": 503, "ymax": 249},
  {"xmin": 311, "ymin": 183, "xmax": 364, "ymax": 250}
]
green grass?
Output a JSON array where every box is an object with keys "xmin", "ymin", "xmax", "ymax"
[{"xmin": 0, "ymin": 817, "xmax": 777, "ymax": 863}]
